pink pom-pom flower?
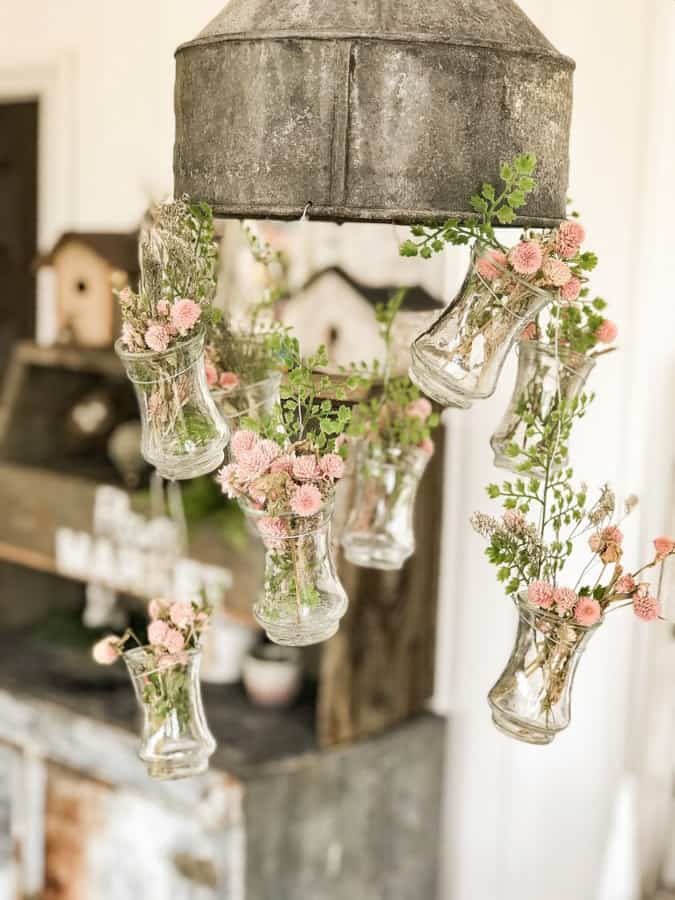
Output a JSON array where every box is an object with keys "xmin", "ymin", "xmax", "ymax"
[
  {"xmin": 92, "ymin": 635, "xmax": 120, "ymax": 665},
  {"xmin": 554, "ymin": 587, "xmax": 578, "ymax": 613},
  {"xmin": 633, "ymin": 585, "xmax": 661, "ymax": 622},
  {"xmin": 527, "ymin": 580, "xmax": 554, "ymax": 609},
  {"xmin": 148, "ymin": 620, "xmax": 170, "ymax": 646},
  {"xmin": 508, "ymin": 241, "xmax": 543, "ymax": 276},
  {"xmin": 555, "ymin": 220, "xmax": 586, "ymax": 259},
  {"xmin": 163, "ymin": 628, "xmax": 186, "ymax": 654},
  {"xmin": 560, "ymin": 276, "xmax": 582, "ymax": 302},
  {"xmin": 595, "ymin": 320, "xmax": 618, "ymax": 344},
  {"xmin": 171, "ymin": 298, "xmax": 202, "ymax": 336},
  {"xmin": 320, "ymin": 453, "xmax": 346, "ymax": 481},
  {"xmin": 169, "ymin": 601, "xmax": 195, "ymax": 629},
  {"xmin": 653, "ymin": 536, "xmax": 675, "ymax": 560},
  {"xmin": 230, "ymin": 429, "xmax": 259, "ymax": 459},
  {"xmin": 290, "ymin": 484, "xmax": 323, "ymax": 518},
  {"xmin": 292, "ymin": 455, "xmax": 320, "ymax": 482},
  {"xmin": 219, "ymin": 371, "xmax": 240, "ymax": 391},
  {"xmin": 144, "ymin": 323, "xmax": 171, "ymax": 352},
  {"xmin": 542, "ymin": 258, "xmax": 572, "ymax": 287},
  {"xmin": 574, "ymin": 597, "xmax": 602, "ymax": 626}
]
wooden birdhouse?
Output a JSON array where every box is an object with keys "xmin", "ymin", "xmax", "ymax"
[
  {"xmin": 38, "ymin": 232, "xmax": 139, "ymax": 348},
  {"xmin": 278, "ymin": 266, "xmax": 445, "ymax": 372}
]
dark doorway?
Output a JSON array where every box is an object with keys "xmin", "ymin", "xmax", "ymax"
[{"xmin": 0, "ymin": 101, "xmax": 38, "ymax": 383}]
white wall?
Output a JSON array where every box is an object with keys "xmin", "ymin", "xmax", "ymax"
[{"xmin": 435, "ymin": 1, "xmax": 675, "ymax": 898}]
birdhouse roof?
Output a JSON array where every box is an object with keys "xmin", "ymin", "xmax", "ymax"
[
  {"xmin": 298, "ymin": 267, "xmax": 444, "ymax": 312},
  {"xmin": 38, "ymin": 232, "xmax": 139, "ymax": 273}
]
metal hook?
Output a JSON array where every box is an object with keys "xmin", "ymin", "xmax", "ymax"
[{"xmin": 300, "ymin": 202, "xmax": 312, "ymax": 222}]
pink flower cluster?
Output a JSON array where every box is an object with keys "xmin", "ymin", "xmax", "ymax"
[
  {"xmin": 124, "ymin": 297, "xmax": 203, "ymax": 353},
  {"xmin": 527, "ymin": 580, "xmax": 602, "ymax": 625},
  {"xmin": 92, "ymin": 596, "xmax": 210, "ymax": 667},
  {"xmin": 218, "ymin": 429, "xmax": 346, "ymax": 520},
  {"xmin": 589, "ymin": 526, "xmax": 624, "ymax": 564}
]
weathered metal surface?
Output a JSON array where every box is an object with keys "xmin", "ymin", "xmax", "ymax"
[
  {"xmin": 244, "ymin": 714, "xmax": 445, "ymax": 900},
  {"xmin": 174, "ymin": 0, "xmax": 574, "ymax": 225}
]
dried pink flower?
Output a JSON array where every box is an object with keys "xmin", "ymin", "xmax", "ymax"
[
  {"xmin": 92, "ymin": 635, "xmax": 119, "ymax": 665},
  {"xmin": 122, "ymin": 321, "xmax": 143, "ymax": 350},
  {"xmin": 555, "ymin": 221, "xmax": 586, "ymax": 259},
  {"xmin": 596, "ymin": 320, "xmax": 618, "ymax": 344},
  {"xmin": 601, "ymin": 526, "xmax": 623, "ymax": 546},
  {"xmin": 118, "ymin": 286, "xmax": 134, "ymax": 306},
  {"xmin": 406, "ymin": 398, "xmax": 433, "ymax": 421},
  {"xmin": 216, "ymin": 463, "xmax": 238, "ymax": 498},
  {"xmin": 520, "ymin": 322, "xmax": 537, "ymax": 341},
  {"xmin": 204, "ymin": 362, "xmax": 218, "ymax": 386},
  {"xmin": 219, "ymin": 371, "xmax": 240, "ymax": 391},
  {"xmin": 528, "ymin": 580, "xmax": 554, "ymax": 609},
  {"xmin": 257, "ymin": 516, "xmax": 288, "ymax": 542},
  {"xmin": 230, "ymin": 429, "xmax": 259, "ymax": 459},
  {"xmin": 236, "ymin": 447, "xmax": 270, "ymax": 481},
  {"xmin": 560, "ymin": 276, "xmax": 582, "ymax": 302},
  {"xmin": 554, "ymin": 587, "xmax": 578, "ymax": 613},
  {"xmin": 418, "ymin": 437, "xmax": 435, "ymax": 456},
  {"xmin": 615, "ymin": 574, "xmax": 636, "ymax": 595},
  {"xmin": 503, "ymin": 509, "xmax": 524, "ymax": 531},
  {"xmin": 633, "ymin": 586, "xmax": 660, "ymax": 622},
  {"xmin": 259, "ymin": 439, "xmax": 282, "ymax": 465},
  {"xmin": 508, "ymin": 241, "xmax": 543, "ymax": 275},
  {"xmin": 144, "ymin": 322, "xmax": 171, "ymax": 352},
  {"xmin": 148, "ymin": 620, "xmax": 170, "ymax": 646},
  {"xmin": 156, "ymin": 299, "xmax": 170, "ymax": 316},
  {"xmin": 574, "ymin": 596, "xmax": 602, "ymax": 626},
  {"xmin": 475, "ymin": 250, "xmax": 508, "ymax": 282},
  {"xmin": 148, "ymin": 598, "xmax": 168, "ymax": 620},
  {"xmin": 290, "ymin": 484, "xmax": 323, "ymax": 517},
  {"xmin": 320, "ymin": 453, "xmax": 346, "ymax": 480},
  {"xmin": 653, "ymin": 536, "xmax": 675, "ymax": 560},
  {"xmin": 171, "ymin": 298, "xmax": 202, "ymax": 335},
  {"xmin": 292, "ymin": 455, "xmax": 320, "ymax": 482},
  {"xmin": 169, "ymin": 601, "xmax": 194, "ymax": 629},
  {"xmin": 163, "ymin": 628, "xmax": 186, "ymax": 654},
  {"xmin": 542, "ymin": 258, "xmax": 572, "ymax": 287}
]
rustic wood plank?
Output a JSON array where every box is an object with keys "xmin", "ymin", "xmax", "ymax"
[
  {"xmin": 0, "ymin": 463, "xmax": 260, "ymax": 626},
  {"xmin": 317, "ymin": 429, "xmax": 444, "ymax": 747}
]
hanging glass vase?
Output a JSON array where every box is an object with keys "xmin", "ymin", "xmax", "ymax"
[
  {"xmin": 409, "ymin": 248, "xmax": 554, "ymax": 408},
  {"xmin": 341, "ymin": 443, "xmax": 430, "ymax": 571},
  {"xmin": 212, "ymin": 372, "xmax": 281, "ymax": 435},
  {"xmin": 490, "ymin": 339, "xmax": 595, "ymax": 476},
  {"xmin": 124, "ymin": 647, "xmax": 216, "ymax": 780},
  {"xmin": 245, "ymin": 498, "xmax": 348, "ymax": 647},
  {"xmin": 116, "ymin": 330, "xmax": 229, "ymax": 480},
  {"xmin": 488, "ymin": 594, "xmax": 600, "ymax": 745}
]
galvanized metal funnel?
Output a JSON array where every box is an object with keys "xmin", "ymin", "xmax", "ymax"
[{"xmin": 174, "ymin": 0, "xmax": 574, "ymax": 226}]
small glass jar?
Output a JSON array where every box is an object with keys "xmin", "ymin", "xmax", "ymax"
[
  {"xmin": 490, "ymin": 339, "xmax": 595, "ymax": 476},
  {"xmin": 116, "ymin": 330, "xmax": 229, "ymax": 480},
  {"xmin": 488, "ymin": 594, "xmax": 600, "ymax": 745},
  {"xmin": 212, "ymin": 372, "xmax": 281, "ymax": 434},
  {"xmin": 341, "ymin": 443, "xmax": 430, "ymax": 571},
  {"xmin": 409, "ymin": 249, "xmax": 553, "ymax": 408},
  {"xmin": 124, "ymin": 647, "xmax": 216, "ymax": 780},
  {"xmin": 244, "ymin": 499, "xmax": 348, "ymax": 647}
]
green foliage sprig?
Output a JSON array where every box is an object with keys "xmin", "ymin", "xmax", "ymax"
[
  {"xmin": 347, "ymin": 289, "xmax": 440, "ymax": 452},
  {"xmin": 400, "ymin": 154, "xmax": 538, "ymax": 259}
]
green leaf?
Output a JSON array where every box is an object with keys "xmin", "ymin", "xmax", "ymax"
[
  {"xmin": 481, "ymin": 183, "xmax": 496, "ymax": 201},
  {"xmin": 495, "ymin": 206, "xmax": 516, "ymax": 225}
]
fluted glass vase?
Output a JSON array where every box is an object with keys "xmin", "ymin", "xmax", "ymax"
[
  {"xmin": 116, "ymin": 330, "xmax": 229, "ymax": 480},
  {"xmin": 409, "ymin": 250, "xmax": 554, "ymax": 408},
  {"xmin": 245, "ymin": 499, "xmax": 348, "ymax": 647},
  {"xmin": 490, "ymin": 339, "xmax": 595, "ymax": 476},
  {"xmin": 124, "ymin": 647, "xmax": 216, "ymax": 780},
  {"xmin": 212, "ymin": 372, "xmax": 281, "ymax": 434},
  {"xmin": 488, "ymin": 594, "xmax": 600, "ymax": 745},
  {"xmin": 342, "ymin": 444, "xmax": 429, "ymax": 571}
]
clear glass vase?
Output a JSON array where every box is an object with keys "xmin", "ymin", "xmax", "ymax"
[
  {"xmin": 490, "ymin": 339, "xmax": 595, "ymax": 476},
  {"xmin": 116, "ymin": 330, "xmax": 229, "ymax": 480},
  {"xmin": 409, "ymin": 249, "xmax": 554, "ymax": 408},
  {"xmin": 341, "ymin": 443, "xmax": 429, "ymax": 571},
  {"xmin": 245, "ymin": 499, "xmax": 348, "ymax": 647},
  {"xmin": 124, "ymin": 647, "xmax": 216, "ymax": 780},
  {"xmin": 488, "ymin": 594, "xmax": 600, "ymax": 745},
  {"xmin": 212, "ymin": 372, "xmax": 281, "ymax": 434}
]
